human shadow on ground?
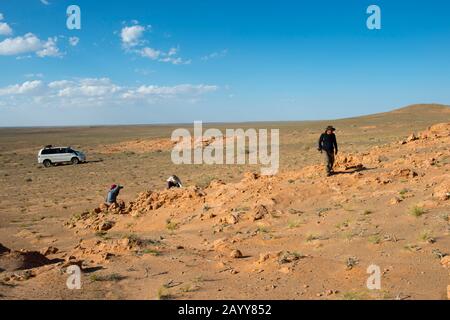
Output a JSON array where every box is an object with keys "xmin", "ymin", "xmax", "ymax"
[{"xmin": 332, "ymin": 166, "xmax": 376, "ymax": 175}]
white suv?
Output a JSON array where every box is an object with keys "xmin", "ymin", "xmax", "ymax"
[{"xmin": 38, "ymin": 146, "xmax": 86, "ymax": 168}]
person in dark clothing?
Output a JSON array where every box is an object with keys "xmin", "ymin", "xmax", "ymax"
[
  {"xmin": 167, "ymin": 175, "xmax": 183, "ymax": 189},
  {"xmin": 318, "ymin": 126, "xmax": 338, "ymax": 176},
  {"xmin": 106, "ymin": 184, "xmax": 123, "ymax": 204}
]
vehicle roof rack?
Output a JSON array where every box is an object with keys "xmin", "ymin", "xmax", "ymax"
[{"xmin": 44, "ymin": 145, "xmax": 53, "ymax": 149}]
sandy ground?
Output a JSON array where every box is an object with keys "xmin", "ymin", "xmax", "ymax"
[{"xmin": 0, "ymin": 104, "xmax": 449, "ymax": 300}]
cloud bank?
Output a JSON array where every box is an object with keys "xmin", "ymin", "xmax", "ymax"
[{"xmin": 0, "ymin": 78, "xmax": 218, "ymax": 108}]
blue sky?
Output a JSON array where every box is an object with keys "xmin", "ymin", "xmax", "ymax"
[{"xmin": 1, "ymin": 0, "xmax": 450, "ymax": 126}]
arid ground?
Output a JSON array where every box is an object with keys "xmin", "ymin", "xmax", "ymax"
[{"xmin": 0, "ymin": 104, "xmax": 449, "ymax": 300}]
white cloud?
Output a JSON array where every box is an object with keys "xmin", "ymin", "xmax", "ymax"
[
  {"xmin": 0, "ymin": 80, "xmax": 42, "ymax": 96},
  {"xmin": 159, "ymin": 56, "xmax": 191, "ymax": 65},
  {"xmin": 0, "ymin": 14, "xmax": 66, "ymax": 58},
  {"xmin": 0, "ymin": 12, "xmax": 13, "ymax": 36},
  {"xmin": 140, "ymin": 47, "xmax": 161, "ymax": 60},
  {"xmin": 37, "ymin": 37, "xmax": 62, "ymax": 58},
  {"xmin": 120, "ymin": 21, "xmax": 190, "ymax": 65},
  {"xmin": 25, "ymin": 73, "xmax": 44, "ymax": 78},
  {"xmin": 0, "ymin": 79, "xmax": 218, "ymax": 107},
  {"xmin": 48, "ymin": 80, "xmax": 74, "ymax": 89},
  {"xmin": 123, "ymin": 84, "xmax": 217, "ymax": 99},
  {"xmin": 201, "ymin": 49, "xmax": 228, "ymax": 61},
  {"xmin": 121, "ymin": 25, "xmax": 146, "ymax": 48},
  {"xmin": 0, "ymin": 33, "xmax": 41, "ymax": 55},
  {"xmin": 0, "ymin": 33, "xmax": 62, "ymax": 58},
  {"xmin": 56, "ymin": 78, "xmax": 121, "ymax": 98},
  {"xmin": 69, "ymin": 36, "xmax": 79, "ymax": 47},
  {"xmin": 40, "ymin": 0, "xmax": 50, "ymax": 5},
  {"xmin": 139, "ymin": 46, "xmax": 191, "ymax": 65},
  {"xmin": 0, "ymin": 22, "xmax": 13, "ymax": 36},
  {"xmin": 168, "ymin": 47, "xmax": 177, "ymax": 56}
]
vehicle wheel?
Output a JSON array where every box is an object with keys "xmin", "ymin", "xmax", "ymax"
[
  {"xmin": 43, "ymin": 160, "xmax": 52, "ymax": 168},
  {"xmin": 71, "ymin": 157, "xmax": 80, "ymax": 165}
]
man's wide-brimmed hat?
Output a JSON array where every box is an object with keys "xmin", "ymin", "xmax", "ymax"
[{"xmin": 326, "ymin": 126, "xmax": 336, "ymax": 131}]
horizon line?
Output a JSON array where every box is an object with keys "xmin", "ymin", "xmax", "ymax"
[{"xmin": 0, "ymin": 103, "xmax": 448, "ymax": 129}]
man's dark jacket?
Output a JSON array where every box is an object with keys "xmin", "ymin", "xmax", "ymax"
[{"xmin": 318, "ymin": 133, "xmax": 338, "ymax": 153}]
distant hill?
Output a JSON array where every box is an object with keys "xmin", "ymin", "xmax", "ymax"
[
  {"xmin": 390, "ymin": 103, "xmax": 450, "ymax": 114},
  {"xmin": 335, "ymin": 104, "xmax": 450, "ymax": 127}
]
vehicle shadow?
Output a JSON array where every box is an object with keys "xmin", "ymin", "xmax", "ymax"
[
  {"xmin": 82, "ymin": 159, "xmax": 104, "ymax": 164},
  {"xmin": 50, "ymin": 159, "xmax": 104, "ymax": 167}
]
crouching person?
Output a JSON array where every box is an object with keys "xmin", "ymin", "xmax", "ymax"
[
  {"xmin": 167, "ymin": 175, "xmax": 182, "ymax": 189},
  {"xmin": 106, "ymin": 184, "xmax": 123, "ymax": 204}
]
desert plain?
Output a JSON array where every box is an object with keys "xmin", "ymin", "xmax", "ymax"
[{"xmin": 0, "ymin": 103, "xmax": 449, "ymax": 300}]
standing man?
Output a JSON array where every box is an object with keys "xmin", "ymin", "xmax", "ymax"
[
  {"xmin": 318, "ymin": 126, "xmax": 338, "ymax": 177},
  {"xmin": 106, "ymin": 184, "xmax": 123, "ymax": 204}
]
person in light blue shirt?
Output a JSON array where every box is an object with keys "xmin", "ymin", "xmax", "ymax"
[{"xmin": 106, "ymin": 184, "xmax": 123, "ymax": 204}]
